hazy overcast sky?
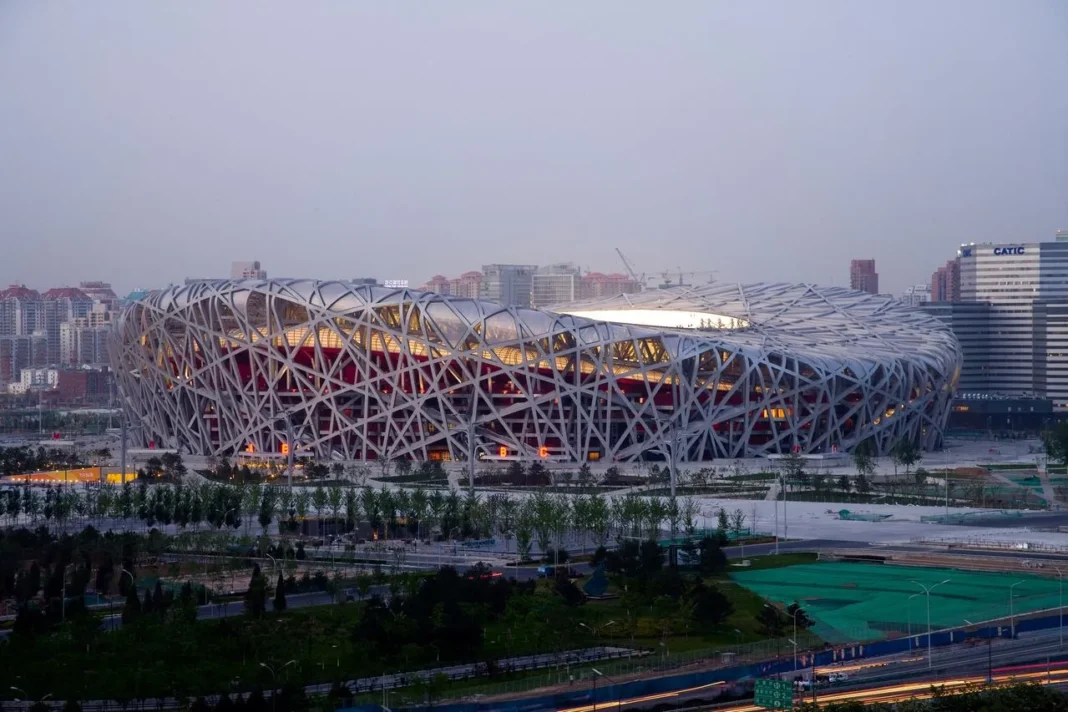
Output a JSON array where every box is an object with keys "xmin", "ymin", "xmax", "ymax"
[{"xmin": 1, "ymin": 1, "xmax": 1066, "ymax": 296}]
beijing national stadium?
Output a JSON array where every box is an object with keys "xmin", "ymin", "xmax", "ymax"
[{"xmin": 109, "ymin": 280, "xmax": 961, "ymax": 462}]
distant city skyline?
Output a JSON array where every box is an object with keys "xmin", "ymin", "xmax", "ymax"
[{"xmin": 1, "ymin": 2, "xmax": 1066, "ymax": 296}]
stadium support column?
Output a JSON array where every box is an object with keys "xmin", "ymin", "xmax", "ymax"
[
  {"xmin": 467, "ymin": 391, "xmax": 477, "ymax": 495},
  {"xmin": 286, "ymin": 419, "xmax": 294, "ymax": 491},
  {"xmin": 467, "ymin": 419, "xmax": 475, "ymax": 495},
  {"xmin": 120, "ymin": 413, "xmax": 127, "ymax": 485},
  {"xmin": 669, "ymin": 428, "xmax": 679, "ymax": 499}
]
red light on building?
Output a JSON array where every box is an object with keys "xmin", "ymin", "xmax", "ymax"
[
  {"xmin": 539, "ymin": 446, "xmax": 549, "ymax": 459},
  {"xmin": 498, "ymin": 446, "xmax": 508, "ymax": 458},
  {"xmin": 246, "ymin": 442, "xmax": 255, "ymax": 453},
  {"xmin": 280, "ymin": 442, "xmax": 289, "ymax": 455},
  {"xmin": 148, "ymin": 441, "xmax": 156, "ymax": 449}
]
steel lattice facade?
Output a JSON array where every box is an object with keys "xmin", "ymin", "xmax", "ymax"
[{"xmin": 110, "ymin": 280, "xmax": 961, "ymax": 461}]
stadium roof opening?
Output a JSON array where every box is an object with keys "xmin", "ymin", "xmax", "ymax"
[{"xmin": 559, "ymin": 308, "xmax": 747, "ymax": 331}]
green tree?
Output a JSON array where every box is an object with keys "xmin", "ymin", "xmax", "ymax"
[
  {"xmin": 758, "ymin": 605, "xmax": 784, "ymax": 637},
  {"xmin": 577, "ymin": 463, "xmax": 594, "ymax": 489},
  {"xmin": 121, "ymin": 581, "xmax": 141, "ymax": 624},
  {"xmin": 689, "ymin": 578, "xmax": 733, "ymax": 626},
  {"xmin": 1045, "ymin": 421, "xmax": 1068, "ymax": 464},
  {"xmin": 837, "ymin": 475, "xmax": 851, "ymax": 495},
  {"xmin": 273, "ymin": 571, "xmax": 287, "ymax": 612},
  {"xmin": 786, "ymin": 601, "xmax": 813, "ymax": 628},
  {"xmin": 782, "ymin": 450, "xmax": 806, "ymax": 488},
  {"xmin": 716, "ymin": 507, "xmax": 729, "ymax": 533},
  {"xmin": 853, "ymin": 439, "xmax": 876, "ymax": 479},
  {"xmin": 245, "ymin": 564, "xmax": 268, "ymax": 618},
  {"xmin": 891, "ymin": 439, "xmax": 921, "ymax": 476}
]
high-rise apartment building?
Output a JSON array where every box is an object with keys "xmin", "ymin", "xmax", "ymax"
[
  {"xmin": 423, "ymin": 265, "xmax": 642, "ymax": 306},
  {"xmin": 531, "ymin": 263, "xmax": 581, "ymax": 307},
  {"xmin": 420, "ymin": 275, "xmax": 452, "ymax": 295},
  {"xmin": 849, "ymin": 259, "xmax": 879, "ymax": 295},
  {"xmin": 60, "ymin": 310, "xmax": 111, "ymax": 366},
  {"xmin": 930, "ymin": 259, "xmax": 960, "ymax": 302},
  {"xmin": 578, "ymin": 273, "xmax": 643, "ymax": 300},
  {"xmin": 40, "ymin": 288, "xmax": 92, "ymax": 366},
  {"xmin": 0, "ymin": 335, "xmax": 46, "ymax": 385},
  {"xmin": 450, "ymin": 272, "xmax": 482, "ymax": 298},
  {"xmin": 479, "ymin": 264, "xmax": 536, "ymax": 308},
  {"xmin": 78, "ymin": 281, "xmax": 118, "ymax": 310},
  {"xmin": 231, "ymin": 261, "xmax": 267, "ymax": 279},
  {"xmin": 0, "ymin": 285, "xmax": 42, "ymax": 337}
]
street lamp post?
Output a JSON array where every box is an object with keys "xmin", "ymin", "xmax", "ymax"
[
  {"xmin": 1055, "ymin": 567, "xmax": 1065, "ymax": 648},
  {"xmin": 260, "ymin": 660, "xmax": 296, "ymax": 712},
  {"xmin": 590, "ymin": 668, "xmax": 621, "ymax": 711},
  {"xmin": 580, "ymin": 620, "xmax": 616, "ymax": 651},
  {"xmin": 115, "ymin": 566, "xmax": 135, "ymax": 627},
  {"xmin": 765, "ymin": 602, "xmax": 806, "ymax": 672},
  {"xmin": 782, "ymin": 471, "xmax": 789, "ymax": 542},
  {"xmin": 10, "ymin": 688, "xmax": 52, "ymax": 706},
  {"xmin": 911, "ymin": 579, "xmax": 950, "ymax": 669},
  {"xmin": 774, "ymin": 469, "xmax": 780, "ymax": 555},
  {"xmin": 944, "ymin": 448, "xmax": 951, "ymax": 521},
  {"xmin": 266, "ymin": 552, "xmax": 277, "ymax": 578},
  {"xmin": 788, "ymin": 606, "xmax": 804, "ymax": 672},
  {"xmin": 907, "ymin": 592, "xmax": 921, "ymax": 651},
  {"xmin": 1010, "ymin": 580, "xmax": 1026, "ymax": 638}
]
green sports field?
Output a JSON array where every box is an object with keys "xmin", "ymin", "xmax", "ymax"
[{"xmin": 731, "ymin": 562, "xmax": 1063, "ymax": 643}]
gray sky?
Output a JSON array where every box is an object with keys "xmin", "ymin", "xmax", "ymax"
[{"xmin": 2, "ymin": 1, "xmax": 1066, "ymax": 296}]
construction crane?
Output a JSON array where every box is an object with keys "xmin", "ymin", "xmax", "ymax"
[
  {"xmin": 614, "ymin": 248, "xmax": 645, "ymax": 283},
  {"xmin": 657, "ymin": 268, "xmax": 719, "ymax": 289}
]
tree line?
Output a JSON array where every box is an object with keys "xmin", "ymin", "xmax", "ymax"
[{"xmin": 0, "ymin": 481, "xmax": 723, "ymax": 556}]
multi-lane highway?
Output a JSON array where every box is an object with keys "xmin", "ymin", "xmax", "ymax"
[{"xmin": 553, "ymin": 631, "xmax": 1068, "ymax": 711}]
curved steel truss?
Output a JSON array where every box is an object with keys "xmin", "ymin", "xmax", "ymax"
[{"xmin": 110, "ymin": 280, "xmax": 961, "ymax": 461}]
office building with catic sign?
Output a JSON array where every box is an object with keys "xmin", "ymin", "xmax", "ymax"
[
  {"xmin": 925, "ymin": 234, "xmax": 1068, "ymax": 408},
  {"xmin": 110, "ymin": 280, "xmax": 959, "ymax": 462}
]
